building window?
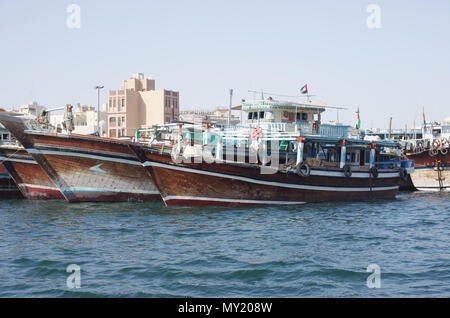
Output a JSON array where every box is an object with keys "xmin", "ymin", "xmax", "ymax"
[
  {"xmin": 122, "ymin": 116, "xmax": 125, "ymax": 125},
  {"xmin": 109, "ymin": 129, "xmax": 116, "ymax": 138},
  {"xmin": 109, "ymin": 117, "xmax": 116, "ymax": 127}
]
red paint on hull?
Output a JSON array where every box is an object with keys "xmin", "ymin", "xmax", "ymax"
[{"xmin": 20, "ymin": 185, "xmax": 64, "ymax": 200}]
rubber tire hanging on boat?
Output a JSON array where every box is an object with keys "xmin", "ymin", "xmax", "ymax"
[
  {"xmin": 370, "ymin": 166, "xmax": 379, "ymax": 178},
  {"xmin": 399, "ymin": 167, "xmax": 408, "ymax": 181},
  {"xmin": 429, "ymin": 148, "xmax": 439, "ymax": 157},
  {"xmin": 295, "ymin": 162, "xmax": 311, "ymax": 177},
  {"xmin": 343, "ymin": 164, "xmax": 352, "ymax": 178},
  {"xmin": 441, "ymin": 148, "xmax": 448, "ymax": 155}
]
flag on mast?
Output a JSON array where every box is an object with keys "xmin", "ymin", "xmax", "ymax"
[
  {"xmin": 300, "ymin": 84, "xmax": 308, "ymax": 94},
  {"xmin": 356, "ymin": 106, "xmax": 361, "ymax": 129},
  {"xmin": 422, "ymin": 106, "xmax": 426, "ymax": 127}
]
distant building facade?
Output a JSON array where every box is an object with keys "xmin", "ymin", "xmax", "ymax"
[
  {"xmin": 179, "ymin": 108, "xmax": 240, "ymax": 125},
  {"xmin": 49, "ymin": 103, "xmax": 106, "ymax": 136},
  {"xmin": 18, "ymin": 101, "xmax": 46, "ymax": 117},
  {"xmin": 107, "ymin": 73, "xmax": 179, "ymax": 138}
]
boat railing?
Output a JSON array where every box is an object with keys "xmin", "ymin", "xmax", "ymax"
[{"xmin": 373, "ymin": 159, "xmax": 414, "ymax": 170}]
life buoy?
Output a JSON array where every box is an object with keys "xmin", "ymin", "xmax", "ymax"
[
  {"xmin": 442, "ymin": 138, "xmax": 450, "ymax": 149},
  {"xmin": 429, "ymin": 148, "xmax": 438, "ymax": 157},
  {"xmin": 370, "ymin": 166, "xmax": 378, "ymax": 178},
  {"xmin": 399, "ymin": 167, "xmax": 408, "ymax": 181},
  {"xmin": 250, "ymin": 127, "xmax": 263, "ymax": 141},
  {"xmin": 343, "ymin": 164, "xmax": 352, "ymax": 178},
  {"xmin": 171, "ymin": 144, "xmax": 182, "ymax": 162},
  {"xmin": 295, "ymin": 162, "xmax": 311, "ymax": 177},
  {"xmin": 432, "ymin": 139, "xmax": 440, "ymax": 149}
]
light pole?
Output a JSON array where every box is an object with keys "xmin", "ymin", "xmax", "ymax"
[{"xmin": 94, "ymin": 85, "xmax": 104, "ymax": 136}]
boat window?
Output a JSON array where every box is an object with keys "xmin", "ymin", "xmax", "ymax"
[
  {"xmin": 248, "ymin": 112, "xmax": 253, "ymax": 120},
  {"xmin": 296, "ymin": 112, "xmax": 308, "ymax": 121},
  {"xmin": 259, "ymin": 111, "xmax": 265, "ymax": 119},
  {"xmin": 365, "ymin": 150, "xmax": 370, "ymax": 163}
]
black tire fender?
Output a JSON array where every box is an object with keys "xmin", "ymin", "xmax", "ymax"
[
  {"xmin": 296, "ymin": 162, "xmax": 311, "ymax": 177},
  {"xmin": 343, "ymin": 164, "xmax": 352, "ymax": 178},
  {"xmin": 370, "ymin": 166, "xmax": 379, "ymax": 178}
]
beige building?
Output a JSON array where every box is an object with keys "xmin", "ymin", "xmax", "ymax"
[{"xmin": 107, "ymin": 73, "xmax": 179, "ymax": 138}]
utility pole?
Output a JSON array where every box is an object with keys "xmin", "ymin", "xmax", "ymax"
[
  {"xmin": 228, "ymin": 89, "xmax": 233, "ymax": 126},
  {"xmin": 94, "ymin": 85, "xmax": 104, "ymax": 136},
  {"xmin": 388, "ymin": 117, "xmax": 392, "ymax": 140}
]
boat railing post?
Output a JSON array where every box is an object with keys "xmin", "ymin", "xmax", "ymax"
[
  {"xmin": 296, "ymin": 136, "xmax": 305, "ymax": 165},
  {"xmin": 215, "ymin": 132, "xmax": 223, "ymax": 161},
  {"xmin": 340, "ymin": 139, "xmax": 346, "ymax": 169},
  {"xmin": 370, "ymin": 143, "xmax": 376, "ymax": 168}
]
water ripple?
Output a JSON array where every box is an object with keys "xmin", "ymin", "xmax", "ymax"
[{"xmin": 0, "ymin": 192, "xmax": 449, "ymax": 297}]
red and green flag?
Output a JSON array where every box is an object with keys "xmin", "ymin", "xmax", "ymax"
[
  {"xmin": 300, "ymin": 84, "xmax": 308, "ymax": 94},
  {"xmin": 422, "ymin": 106, "xmax": 426, "ymax": 127},
  {"xmin": 356, "ymin": 106, "xmax": 361, "ymax": 129}
]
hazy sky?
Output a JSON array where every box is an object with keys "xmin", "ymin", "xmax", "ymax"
[{"xmin": 0, "ymin": 0, "xmax": 449, "ymax": 129}]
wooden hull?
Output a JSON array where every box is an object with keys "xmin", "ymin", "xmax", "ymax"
[
  {"xmin": 409, "ymin": 167, "xmax": 449, "ymax": 191},
  {"xmin": 131, "ymin": 146, "xmax": 401, "ymax": 206},
  {"xmin": 0, "ymin": 113, "xmax": 161, "ymax": 202},
  {"xmin": 406, "ymin": 150, "xmax": 449, "ymax": 191},
  {"xmin": 0, "ymin": 145, "xmax": 63, "ymax": 199},
  {"xmin": 0, "ymin": 163, "xmax": 23, "ymax": 199}
]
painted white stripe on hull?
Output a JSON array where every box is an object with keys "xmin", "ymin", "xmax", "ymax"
[
  {"xmin": 415, "ymin": 187, "xmax": 449, "ymax": 192},
  {"xmin": 26, "ymin": 148, "xmax": 141, "ymax": 166},
  {"xmin": 145, "ymin": 161, "xmax": 399, "ymax": 192},
  {"xmin": 18, "ymin": 183, "xmax": 60, "ymax": 191},
  {"xmin": 310, "ymin": 169, "xmax": 399, "ymax": 179},
  {"xmin": 163, "ymin": 195, "xmax": 306, "ymax": 205},
  {"xmin": 0, "ymin": 156, "xmax": 38, "ymax": 164},
  {"xmin": 63, "ymin": 186, "xmax": 159, "ymax": 195}
]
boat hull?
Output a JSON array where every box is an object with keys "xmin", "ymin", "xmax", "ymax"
[
  {"xmin": 23, "ymin": 133, "xmax": 161, "ymax": 202},
  {"xmin": 0, "ymin": 163, "xmax": 23, "ymax": 199},
  {"xmin": 0, "ymin": 113, "xmax": 161, "ymax": 202},
  {"xmin": 0, "ymin": 146, "xmax": 63, "ymax": 199},
  {"xmin": 406, "ymin": 150, "xmax": 449, "ymax": 191},
  {"xmin": 131, "ymin": 147, "xmax": 401, "ymax": 207}
]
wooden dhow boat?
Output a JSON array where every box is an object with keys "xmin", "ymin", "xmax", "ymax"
[
  {"xmin": 0, "ymin": 144, "xmax": 63, "ymax": 199},
  {"xmin": 0, "ymin": 109, "xmax": 161, "ymax": 202},
  {"xmin": 130, "ymin": 124, "xmax": 413, "ymax": 206},
  {"xmin": 403, "ymin": 118, "xmax": 450, "ymax": 191}
]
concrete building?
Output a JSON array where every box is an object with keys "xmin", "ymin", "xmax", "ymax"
[
  {"xmin": 107, "ymin": 73, "xmax": 179, "ymax": 138},
  {"xmin": 49, "ymin": 103, "xmax": 106, "ymax": 136},
  {"xmin": 18, "ymin": 101, "xmax": 46, "ymax": 117},
  {"xmin": 179, "ymin": 108, "xmax": 240, "ymax": 125}
]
